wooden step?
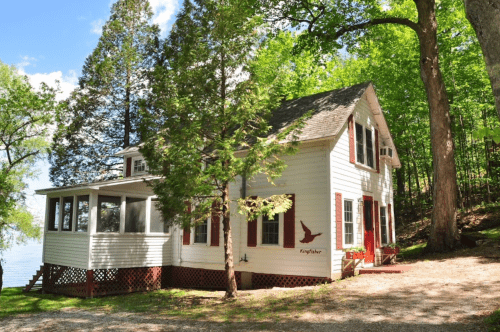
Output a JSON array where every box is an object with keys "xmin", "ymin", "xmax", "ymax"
[{"xmin": 23, "ymin": 265, "xmax": 45, "ymax": 293}]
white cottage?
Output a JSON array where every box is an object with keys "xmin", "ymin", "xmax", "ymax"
[{"xmin": 35, "ymin": 82, "xmax": 400, "ymax": 297}]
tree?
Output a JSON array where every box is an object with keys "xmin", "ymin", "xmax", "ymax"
[
  {"xmin": 0, "ymin": 60, "xmax": 59, "ymax": 294},
  {"xmin": 258, "ymin": 0, "xmax": 461, "ymax": 252},
  {"xmin": 50, "ymin": 0, "xmax": 160, "ymax": 186},
  {"xmin": 464, "ymin": 0, "xmax": 500, "ymax": 122},
  {"xmin": 140, "ymin": 0, "xmax": 305, "ymax": 298}
]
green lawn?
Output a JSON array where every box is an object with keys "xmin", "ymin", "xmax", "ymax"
[
  {"xmin": 0, "ymin": 284, "xmax": 332, "ymax": 321},
  {"xmin": 480, "ymin": 227, "xmax": 500, "ymax": 240},
  {"xmin": 399, "ymin": 242, "xmax": 426, "ymax": 259}
]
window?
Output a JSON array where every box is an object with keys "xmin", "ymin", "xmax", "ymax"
[
  {"xmin": 133, "ymin": 159, "xmax": 147, "ymax": 173},
  {"xmin": 262, "ymin": 214, "xmax": 279, "ymax": 245},
  {"xmin": 355, "ymin": 122, "xmax": 375, "ymax": 168},
  {"xmin": 62, "ymin": 197, "xmax": 73, "ymax": 231},
  {"xmin": 344, "ymin": 200, "xmax": 354, "ymax": 245},
  {"xmin": 194, "ymin": 219, "xmax": 208, "ymax": 243},
  {"xmin": 365, "ymin": 128, "xmax": 374, "ymax": 168},
  {"xmin": 125, "ymin": 197, "xmax": 146, "ymax": 233},
  {"xmin": 97, "ymin": 195, "xmax": 121, "ymax": 232},
  {"xmin": 380, "ymin": 207, "xmax": 388, "ymax": 244},
  {"xmin": 150, "ymin": 199, "xmax": 170, "ymax": 233},
  {"xmin": 355, "ymin": 123, "xmax": 364, "ymax": 163},
  {"xmin": 48, "ymin": 197, "xmax": 60, "ymax": 231},
  {"xmin": 76, "ymin": 195, "xmax": 89, "ymax": 232}
]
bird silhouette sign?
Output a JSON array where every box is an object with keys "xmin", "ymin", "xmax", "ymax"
[{"xmin": 299, "ymin": 220, "xmax": 322, "ymax": 243}]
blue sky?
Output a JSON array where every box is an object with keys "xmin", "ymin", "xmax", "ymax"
[{"xmin": 0, "ymin": 0, "xmax": 181, "ymax": 220}]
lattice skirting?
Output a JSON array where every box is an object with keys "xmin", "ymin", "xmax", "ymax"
[
  {"xmin": 43, "ymin": 264, "xmax": 329, "ymax": 298},
  {"xmin": 251, "ymin": 273, "xmax": 330, "ymax": 288},
  {"xmin": 43, "ymin": 263, "xmax": 171, "ymax": 298}
]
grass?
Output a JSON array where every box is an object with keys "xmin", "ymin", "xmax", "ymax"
[
  {"xmin": 485, "ymin": 308, "xmax": 500, "ymax": 332},
  {"xmin": 480, "ymin": 227, "xmax": 500, "ymax": 240},
  {"xmin": 0, "ymin": 283, "xmax": 334, "ymax": 321},
  {"xmin": 399, "ymin": 242, "xmax": 426, "ymax": 259}
]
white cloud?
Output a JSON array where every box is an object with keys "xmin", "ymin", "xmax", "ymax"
[
  {"xmin": 91, "ymin": 19, "xmax": 104, "ymax": 35},
  {"xmin": 17, "ymin": 57, "xmax": 78, "ymax": 101},
  {"xmin": 149, "ymin": 0, "xmax": 178, "ymax": 37}
]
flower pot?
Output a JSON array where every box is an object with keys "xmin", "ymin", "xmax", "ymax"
[
  {"xmin": 383, "ymin": 247, "xmax": 400, "ymax": 255},
  {"xmin": 345, "ymin": 251, "xmax": 365, "ymax": 260}
]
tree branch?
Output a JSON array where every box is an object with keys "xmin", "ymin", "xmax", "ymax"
[{"xmin": 324, "ymin": 17, "xmax": 419, "ymax": 40}]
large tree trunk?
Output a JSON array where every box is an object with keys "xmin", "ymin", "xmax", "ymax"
[
  {"xmin": 464, "ymin": 0, "xmax": 500, "ymax": 120},
  {"xmin": 415, "ymin": 0, "xmax": 460, "ymax": 251},
  {"xmin": 0, "ymin": 260, "xmax": 3, "ymax": 296},
  {"xmin": 222, "ymin": 183, "xmax": 237, "ymax": 298}
]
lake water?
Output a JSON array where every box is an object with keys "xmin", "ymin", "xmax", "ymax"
[{"xmin": 2, "ymin": 239, "xmax": 43, "ymax": 288}]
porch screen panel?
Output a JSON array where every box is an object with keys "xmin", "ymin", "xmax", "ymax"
[
  {"xmin": 97, "ymin": 195, "xmax": 121, "ymax": 233},
  {"xmin": 76, "ymin": 195, "xmax": 89, "ymax": 232},
  {"xmin": 62, "ymin": 197, "xmax": 73, "ymax": 231},
  {"xmin": 48, "ymin": 197, "xmax": 60, "ymax": 231},
  {"xmin": 150, "ymin": 199, "xmax": 169, "ymax": 233},
  {"xmin": 125, "ymin": 197, "xmax": 146, "ymax": 233}
]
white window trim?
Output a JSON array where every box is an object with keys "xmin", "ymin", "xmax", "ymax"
[
  {"xmin": 355, "ymin": 122, "xmax": 376, "ymax": 170},
  {"xmin": 258, "ymin": 213, "xmax": 283, "ymax": 247},
  {"xmin": 131, "ymin": 156, "xmax": 148, "ymax": 175},
  {"xmin": 380, "ymin": 205, "xmax": 388, "ymax": 245},
  {"xmin": 343, "ymin": 199, "xmax": 355, "ymax": 248},
  {"xmin": 192, "ymin": 218, "xmax": 210, "ymax": 245}
]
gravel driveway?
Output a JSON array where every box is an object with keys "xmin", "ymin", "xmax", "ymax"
[{"xmin": 2, "ymin": 247, "xmax": 500, "ymax": 331}]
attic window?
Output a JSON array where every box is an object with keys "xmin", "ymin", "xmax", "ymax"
[
  {"xmin": 355, "ymin": 123, "xmax": 374, "ymax": 169},
  {"xmin": 133, "ymin": 159, "xmax": 147, "ymax": 173}
]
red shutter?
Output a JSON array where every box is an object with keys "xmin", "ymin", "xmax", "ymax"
[
  {"xmin": 283, "ymin": 194, "xmax": 295, "ymax": 248},
  {"xmin": 210, "ymin": 201, "xmax": 220, "ymax": 246},
  {"xmin": 183, "ymin": 202, "xmax": 191, "ymax": 245},
  {"xmin": 335, "ymin": 193, "xmax": 343, "ymax": 250},
  {"xmin": 247, "ymin": 196, "xmax": 257, "ymax": 247},
  {"xmin": 374, "ymin": 201, "xmax": 380, "ymax": 248},
  {"xmin": 375, "ymin": 129, "xmax": 380, "ymax": 173},
  {"xmin": 388, "ymin": 203, "xmax": 393, "ymax": 243},
  {"xmin": 126, "ymin": 157, "xmax": 132, "ymax": 177},
  {"xmin": 348, "ymin": 115, "xmax": 355, "ymax": 164}
]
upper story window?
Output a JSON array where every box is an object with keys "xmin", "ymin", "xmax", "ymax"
[
  {"xmin": 356, "ymin": 123, "xmax": 374, "ymax": 168},
  {"xmin": 134, "ymin": 159, "xmax": 147, "ymax": 173}
]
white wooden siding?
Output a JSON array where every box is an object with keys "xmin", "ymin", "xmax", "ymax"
[
  {"xmin": 330, "ymin": 96, "xmax": 394, "ymax": 276},
  {"xmin": 175, "ymin": 141, "xmax": 331, "ymax": 278},
  {"xmin": 90, "ymin": 234, "xmax": 173, "ymax": 269},
  {"xmin": 43, "ymin": 233, "xmax": 90, "ymax": 269}
]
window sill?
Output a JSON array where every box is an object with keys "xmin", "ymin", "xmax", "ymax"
[{"xmin": 355, "ymin": 163, "xmax": 377, "ymax": 173}]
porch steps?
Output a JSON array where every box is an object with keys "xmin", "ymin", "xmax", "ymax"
[
  {"xmin": 23, "ymin": 265, "xmax": 44, "ymax": 292},
  {"xmin": 359, "ymin": 264, "xmax": 413, "ymax": 274}
]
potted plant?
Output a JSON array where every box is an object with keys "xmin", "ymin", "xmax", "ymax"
[
  {"xmin": 383, "ymin": 242, "xmax": 400, "ymax": 255},
  {"xmin": 344, "ymin": 246, "xmax": 366, "ymax": 260}
]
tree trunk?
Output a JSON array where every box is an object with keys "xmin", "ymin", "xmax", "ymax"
[
  {"xmin": 415, "ymin": 0, "xmax": 460, "ymax": 251},
  {"xmin": 222, "ymin": 182, "xmax": 237, "ymax": 298},
  {"xmin": 395, "ymin": 167, "xmax": 405, "ymax": 223},
  {"xmin": 0, "ymin": 260, "xmax": 3, "ymax": 296},
  {"xmin": 464, "ymin": 0, "xmax": 500, "ymax": 120}
]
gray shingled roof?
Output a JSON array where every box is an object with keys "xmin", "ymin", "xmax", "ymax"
[{"xmin": 268, "ymin": 82, "xmax": 371, "ymax": 142}]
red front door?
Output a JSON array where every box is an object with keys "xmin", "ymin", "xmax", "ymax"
[{"xmin": 363, "ymin": 196, "xmax": 375, "ymax": 263}]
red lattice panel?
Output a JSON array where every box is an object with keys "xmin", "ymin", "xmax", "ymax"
[
  {"xmin": 251, "ymin": 273, "xmax": 330, "ymax": 288},
  {"xmin": 171, "ymin": 266, "xmax": 241, "ymax": 290},
  {"xmin": 43, "ymin": 263, "xmax": 87, "ymax": 298},
  {"xmin": 91, "ymin": 266, "xmax": 167, "ymax": 297}
]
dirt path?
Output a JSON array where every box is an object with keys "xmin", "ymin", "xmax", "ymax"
[{"xmin": 2, "ymin": 249, "xmax": 500, "ymax": 331}]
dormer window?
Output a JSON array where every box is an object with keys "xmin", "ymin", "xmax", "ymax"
[{"xmin": 133, "ymin": 159, "xmax": 147, "ymax": 173}]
